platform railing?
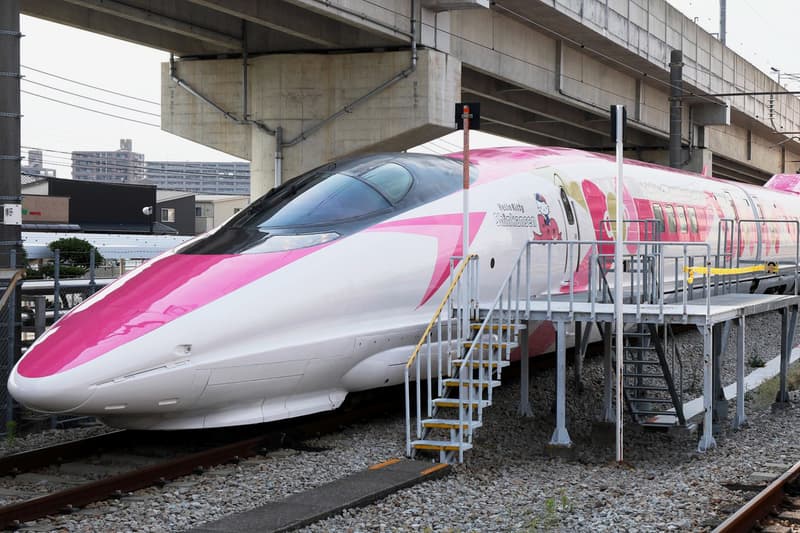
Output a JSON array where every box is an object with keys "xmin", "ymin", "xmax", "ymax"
[
  {"xmin": 404, "ymin": 254, "xmax": 478, "ymax": 458},
  {"xmin": 735, "ymin": 219, "xmax": 800, "ymax": 296}
]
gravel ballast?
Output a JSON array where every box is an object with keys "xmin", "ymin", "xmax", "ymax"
[{"xmin": 6, "ymin": 311, "xmax": 800, "ymax": 532}]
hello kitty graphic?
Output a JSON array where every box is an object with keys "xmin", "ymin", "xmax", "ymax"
[{"xmin": 534, "ymin": 193, "xmax": 561, "ymax": 241}]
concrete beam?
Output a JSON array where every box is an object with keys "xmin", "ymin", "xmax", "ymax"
[
  {"xmin": 61, "ymin": 0, "xmax": 242, "ymax": 51},
  {"xmin": 287, "ymin": 0, "xmax": 412, "ymax": 41},
  {"xmin": 462, "ymin": 69, "xmax": 607, "ymax": 136},
  {"xmin": 21, "ymin": 0, "xmax": 223, "ymax": 55},
  {"xmin": 184, "ymin": 0, "xmax": 381, "ymax": 48},
  {"xmin": 476, "ymin": 99, "xmax": 602, "ymax": 147},
  {"xmin": 163, "ymin": 49, "xmax": 460, "ymax": 198}
]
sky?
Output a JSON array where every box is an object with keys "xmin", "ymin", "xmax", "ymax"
[{"xmin": 17, "ymin": 1, "xmax": 800, "ymax": 177}]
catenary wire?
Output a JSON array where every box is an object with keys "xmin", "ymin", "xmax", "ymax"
[
  {"xmin": 23, "ymin": 79, "xmax": 160, "ymax": 117},
  {"xmin": 21, "ymin": 64, "xmax": 160, "ymax": 106},
  {"xmin": 22, "ymin": 90, "xmax": 161, "ymax": 128}
]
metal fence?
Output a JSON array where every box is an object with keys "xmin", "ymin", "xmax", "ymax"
[
  {"xmin": 0, "ymin": 250, "xmax": 21, "ymax": 435},
  {"xmin": 4, "ymin": 246, "xmax": 163, "ymax": 433}
]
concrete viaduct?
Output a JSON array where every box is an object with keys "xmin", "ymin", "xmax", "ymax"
[{"xmin": 17, "ymin": 0, "xmax": 800, "ymax": 196}]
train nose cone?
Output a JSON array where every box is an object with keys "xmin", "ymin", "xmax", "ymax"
[{"xmin": 7, "ymin": 365, "xmax": 93, "ymax": 412}]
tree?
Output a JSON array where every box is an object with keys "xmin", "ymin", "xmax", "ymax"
[{"xmin": 40, "ymin": 237, "xmax": 104, "ymax": 278}]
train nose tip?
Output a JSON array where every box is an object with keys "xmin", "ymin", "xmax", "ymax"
[{"xmin": 7, "ymin": 367, "xmax": 92, "ymax": 413}]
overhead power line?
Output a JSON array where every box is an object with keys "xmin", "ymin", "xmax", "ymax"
[
  {"xmin": 23, "ymin": 79, "xmax": 160, "ymax": 117},
  {"xmin": 21, "ymin": 90, "xmax": 161, "ymax": 128},
  {"xmin": 21, "ymin": 64, "xmax": 160, "ymax": 106}
]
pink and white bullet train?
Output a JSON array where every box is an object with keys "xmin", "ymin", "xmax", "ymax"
[{"xmin": 8, "ymin": 146, "xmax": 800, "ymax": 429}]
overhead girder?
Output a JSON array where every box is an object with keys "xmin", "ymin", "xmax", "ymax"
[
  {"xmin": 712, "ymin": 157, "xmax": 772, "ymax": 186},
  {"xmin": 21, "ymin": 0, "xmax": 226, "ymax": 55},
  {"xmin": 462, "ymin": 68, "xmax": 667, "ymax": 150},
  {"xmin": 22, "ymin": 0, "xmax": 404, "ymax": 56},
  {"xmin": 475, "ymin": 99, "xmax": 602, "ymax": 147},
  {"xmin": 183, "ymin": 0, "xmax": 402, "ymax": 50},
  {"xmin": 60, "ymin": 0, "xmax": 242, "ymax": 51}
]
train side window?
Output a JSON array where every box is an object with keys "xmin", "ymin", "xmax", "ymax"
[
  {"xmin": 688, "ymin": 207, "xmax": 699, "ymax": 233},
  {"xmin": 664, "ymin": 205, "xmax": 677, "ymax": 233},
  {"xmin": 560, "ymin": 188, "xmax": 575, "ymax": 225},
  {"xmin": 677, "ymin": 207, "xmax": 688, "ymax": 233},
  {"xmin": 652, "ymin": 203, "xmax": 664, "ymax": 233}
]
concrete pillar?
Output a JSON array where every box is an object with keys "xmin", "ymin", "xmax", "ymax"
[
  {"xmin": 163, "ymin": 49, "xmax": 461, "ymax": 200},
  {"xmin": 250, "ymin": 125, "xmax": 277, "ymax": 200}
]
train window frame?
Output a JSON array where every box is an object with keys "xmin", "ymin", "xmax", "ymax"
[
  {"xmin": 560, "ymin": 187, "xmax": 575, "ymax": 225},
  {"xmin": 361, "ymin": 162, "xmax": 413, "ymax": 204},
  {"xmin": 652, "ymin": 203, "xmax": 665, "ymax": 233},
  {"xmin": 677, "ymin": 206, "xmax": 688, "ymax": 233},
  {"xmin": 664, "ymin": 205, "xmax": 677, "ymax": 233},
  {"xmin": 687, "ymin": 207, "xmax": 699, "ymax": 233}
]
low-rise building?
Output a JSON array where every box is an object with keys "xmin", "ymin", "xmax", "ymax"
[{"xmin": 195, "ymin": 195, "xmax": 248, "ymax": 234}]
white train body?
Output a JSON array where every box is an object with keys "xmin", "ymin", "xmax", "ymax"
[{"xmin": 8, "ymin": 147, "xmax": 800, "ymax": 429}]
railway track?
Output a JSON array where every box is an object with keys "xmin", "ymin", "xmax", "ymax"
[
  {"xmin": 0, "ymin": 388, "xmax": 400, "ymax": 530},
  {"xmin": 714, "ymin": 460, "xmax": 800, "ymax": 532}
]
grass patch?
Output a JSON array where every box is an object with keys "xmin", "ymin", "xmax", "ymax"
[{"xmin": 749, "ymin": 360, "xmax": 800, "ymax": 408}]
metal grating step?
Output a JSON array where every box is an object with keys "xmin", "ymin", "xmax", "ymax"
[{"xmin": 629, "ymin": 398, "xmax": 674, "ymax": 404}]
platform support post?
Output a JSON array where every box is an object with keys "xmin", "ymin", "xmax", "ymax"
[
  {"xmin": 550, "ymin": 321, "xmax": 572, "ymax": 446},
  {"xmin": 712, "ymin": 322, "xmax": 729, "ymax": 423},
  {"xmin": 574, "ymin": 321, "xmax": 589, "ymax": 393},
  {"xmin": 733, "ymin": 315, "xmax": 747, "ymax": 429},
  {"xmin": 601, "ymin": 321, "xmax": 613, "ymax": 422},
  {"xmin": 698, "ymin": 323, "xmax": 717, "ymax": 451},
  {"xmin": 518, "ymin": 320, "xmax": 533, "ymax": 417},
  {"xmin": 775, "ymin": 306, "xmax": 797, "ymax": 406}
]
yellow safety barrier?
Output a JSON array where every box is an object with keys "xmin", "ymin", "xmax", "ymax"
[{"xmin": 684, "ymin": 262, "xmax": 779, "ymax": 284}]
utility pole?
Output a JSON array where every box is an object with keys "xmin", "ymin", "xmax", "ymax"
[
  {"xmin": 0, "ymin": 0, "xmax": 21, "ymax": 428},
  {"xmin": 669, "ymin": 50, "xmax": 683, "ymax": 169},
  {"xmin": 0, "ymin": 0, "xmax": 22, "ymax": 265},
  {"xmin": 719, "ymin": 0, "xmax": 727, "ymax": 45}
]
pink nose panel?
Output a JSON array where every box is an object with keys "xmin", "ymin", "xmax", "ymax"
[{"xmin": 17, "ymin": 248, "xmax": 321, "ymax": 378}]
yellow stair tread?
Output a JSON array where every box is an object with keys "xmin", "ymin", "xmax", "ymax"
[
  {"xmin": 421, "ymin": 418, "xmax": 481, "ymax": 430},
  {"xmin": 470, "ymin": 323, "xmax": 526, "ymax": 331},
  {"xmin": 412, "ymin": 440, "xmax": 473, "ymax": 452},
  {"xmin": 443, "ymin": 378, "xmax": 500, "ymax": 388},
  {"xmin": 463, "ymin": 341, "xmax": 519, "ymax": 349},
  {"xmin": 451, "ymin": 359, "xmax": 511, "ymax": 368},
  {"xmin": 433, "ymin": 398, "xmax": 489, "ymax": 408}
]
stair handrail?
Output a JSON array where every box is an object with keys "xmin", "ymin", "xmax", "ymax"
[{"xmin": 404, "ymin": 254, "xmax": 478, "ymax": 457}]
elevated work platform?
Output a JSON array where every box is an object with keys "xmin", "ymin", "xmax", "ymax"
[{"xmin": 405, "ymin": 231, "xmax": 800, "ymax": 463}]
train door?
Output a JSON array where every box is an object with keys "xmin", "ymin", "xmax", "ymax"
[
  {"xmin": 719, "ymin": 191, "xmax": 740, "ymax": 258},
  {"xmin": 559, "ymin": 186, "xmax": 580, "ymax": 277},
  {"xmin": 751, "ymin": 196, "xmax": 768, "ymax": 261}
]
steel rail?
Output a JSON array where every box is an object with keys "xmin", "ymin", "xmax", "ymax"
[
  {"xmin": 0, "ymin": 433, "xmax": 280, "ymax": 529},
  {"xmin": 0, "ymin": 389, "xmax": 400, "ymax": 529},
  {"xmin": 713, "ymin": 459, "xmax": 800, "ymax": 533},
  {"xmin": 0, "ymin": 429, "xmax": 130, "ymax": 476}
]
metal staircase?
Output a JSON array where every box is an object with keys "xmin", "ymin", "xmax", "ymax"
[
  {"xmin": 404, "ymin": 253, "xmax": 525, "ymax": 463},
  {"xmin": 596, "ymin": 219, "xmax": 688, "ymax": 428},
  {"xmin": 614, "ymin": 323, "xmax": 686, "ymax": 427}
]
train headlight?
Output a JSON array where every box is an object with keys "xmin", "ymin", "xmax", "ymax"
[{"xmin": 249, "ymin": 232, "xmax": 340, "ymax": 253}]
